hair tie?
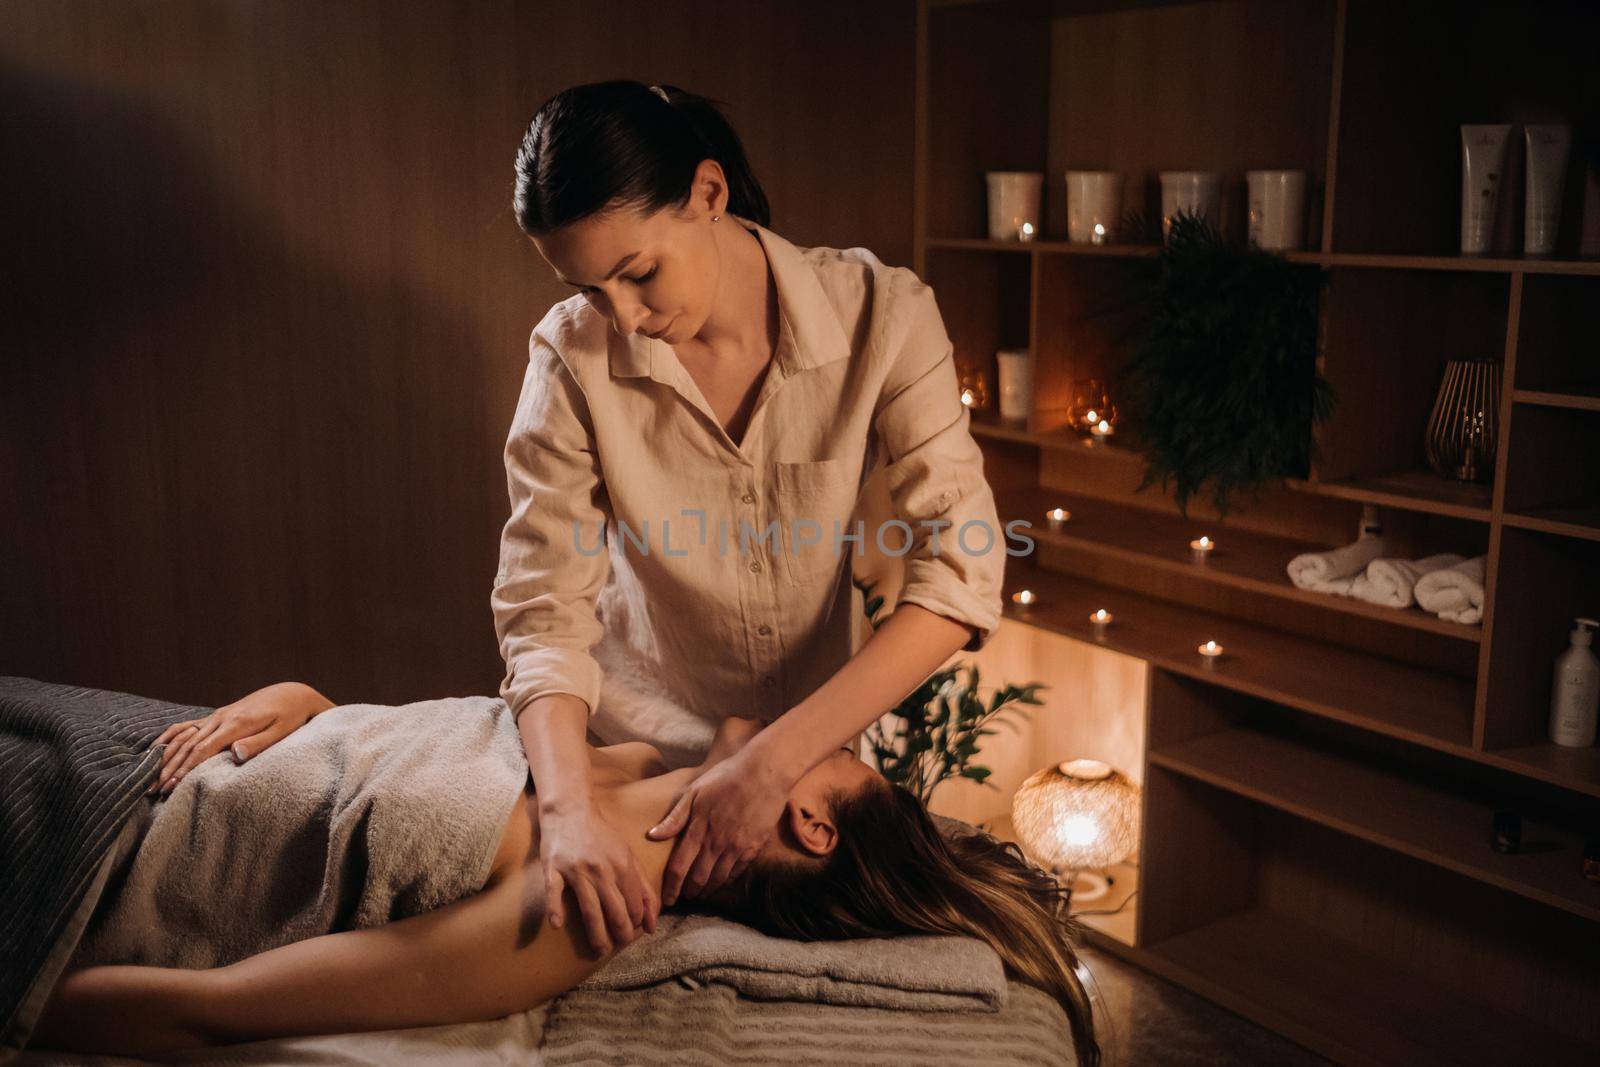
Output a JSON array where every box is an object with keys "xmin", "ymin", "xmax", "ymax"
[{"xmin": 649, "ymin": 84, "xmax": 670, "ymax": 104}]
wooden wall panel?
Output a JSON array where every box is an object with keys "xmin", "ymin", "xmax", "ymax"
[{"xmin": 0, "ymin": 1, "xmax": 917, "ymax": 707}]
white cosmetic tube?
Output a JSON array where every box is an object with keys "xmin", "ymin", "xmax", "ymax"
[
  {"xmin": 1523, "ymin": 125, "xmax": 1571, "ymax": 257},
  {"xmin": 1460, "ymin": 124, "xmax": 1511, "ymax": 255}
]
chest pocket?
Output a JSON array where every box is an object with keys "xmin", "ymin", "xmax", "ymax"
[{"xmin": 772, "ymin": 459, "xmax": 857, "ymax": 584}]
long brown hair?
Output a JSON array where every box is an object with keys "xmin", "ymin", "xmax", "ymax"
[{"xmin": 717, "ymin": 780, "xmax": 1101, "ymax": 1067}]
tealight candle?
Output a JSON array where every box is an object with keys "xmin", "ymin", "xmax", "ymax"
[
  {"xmin": 1090, "ymin": 419, "xmax": 1114, "ymax": 441},
  {"xmin": 960, "ymin": 388, "xmax": 975, "ymax": 407},
  {"xmin": 1046, "ymin": 507, "xmax": 1070, "ymax": 531},
  {"xmin": 1092, "ymin": 222, "xmax": 1107, "ymax": 245},
  {"xmin": 1190, "ymin": 535, "xmax": 1214, "ymax": 562},
  {"xmin": 1090, "ymin": 608, "xmax": 1113, "ymax": 635},
  {"xmin": 1197, "ymin": 640, "xmax": 1225, "ymax": 665},
  {"xmin": 1018, "ymin": 221, "xmax": 1036, "ymax": 243},
  {"xmin": 1011, "ymin": 589, "xmax": 1037, "ymax": 607}
]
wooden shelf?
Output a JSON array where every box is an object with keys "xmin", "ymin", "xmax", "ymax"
[
  {"xmin": 927, "ymin": 236, "xmax": 1157, "ymax": 257},
  {"xmin": 922, "ymin": 0, "xmax": 1600, "ymax": 1055},
  {"xmin": 1144, "ymin": 908, "xmax": 1599, "ymax": 1067},
  {"xmin": 1307, "ymin": 252, "xmax": 1600, "ymax": 276},
  {"xmin": 969, "ymin": 423, "xmax": 1494, "ymax": 526},
  {"xmin": 1149, "ymin": 728, "xmax": 1600, "ymax": 921},
  {"xmin": 1515, "ymin": 388, "xmax": 1600, "ymax": 413},
  {"xmin": 1001, "ymin": 560, "xmax": 1476, "ymax": 754},
  {"xmin": 968, "ymin": 415, "xmax": 1143, "ymax": 459},
  {"xmin": 927, "ymin": 237, "xmax": 1600, "ymax": 276},
  {"xmin": 995, "ymin": 487, "xmax": 1483, "ymax": 641},
  {"xmin": 1481, "ymin": 743, "xmax": 1600, "ymax": 802},
  {"xmin": 1502, "ymin": 508, "xmax": 1600, "ymax": 544},
  {"xmin": 1286, "ymin": 470, "xmax": 1493, "ymax": 522}
]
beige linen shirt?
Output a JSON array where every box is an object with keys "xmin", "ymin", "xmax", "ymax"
[{"xmin": 492, "ymin": 215, "xmax": 1006, "ymax": 767}]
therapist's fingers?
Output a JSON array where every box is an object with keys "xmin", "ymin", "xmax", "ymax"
[
  {"xmin": 660, "ymin": 825, "xmax": 705, "ymax": 907},
  {"xmin": 647, "ymin": 791, "xmax": 693, "ymax": 841},
  {"xmin": 544, "ymin": 869, "xmax": 567, "ymax": 929},
  {"xmin": 571, "ymin": 878, "xmax": 611, "ymax": 958},
  {"xmin": 727, "ymin": 849, "xmax": 757, "ymax": 886},
  {"xmin": 681, "ymin": 839, "xmax": 726, "ymax": 900},
  {"xmin": 595, "ymin": 878, "xmax": 638, "ymax": 951},
  {"xmin": 619, "ymin": 860, "xmax": 653, "ymax": 934},
  {"xmin": 701, "ymin": 848, "xmax": 742, "ymax": 897}
]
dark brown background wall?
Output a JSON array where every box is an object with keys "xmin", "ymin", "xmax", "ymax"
[{"xmin": 0, "ymin": 1, "xmax": 916, "ymax": 708}]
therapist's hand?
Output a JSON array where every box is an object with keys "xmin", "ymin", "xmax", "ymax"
[
  {"xmin": 648, "ymin": 745, "xmax": 791, "ymax": 905},
  {"xmin": 539, "ymin": 799, "xmax": 658, "ymax": 958}
]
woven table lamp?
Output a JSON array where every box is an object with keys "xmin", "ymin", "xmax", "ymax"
[{"xmin": 1011, "ymin": 759, "xmax": 1140, "ymax": 902}]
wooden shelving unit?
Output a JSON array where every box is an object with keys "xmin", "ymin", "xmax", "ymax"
[{"xmin": 917, "ymin": 0, "xmax": 1600, "ymax": 1061}]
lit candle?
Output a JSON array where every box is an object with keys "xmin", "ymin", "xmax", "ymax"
[
  {"xmin": 1090, "ymin": 608, "xmax": 1113, "ymax": 635},
  {"xmin": 1190, "ymin": 535, "xmax": 1214, "ymax": 562},
  {"xmin": 1018, "ymin": 221, "xmax": 1036, "ymax": 243},
  {"xmin": 1011, "ymin": 589, "xmax": 1037, "ymax": 607},
  {"xmin": 1046, "ymin": 507, "xmax": 1070, "ymax": 531},
  {"xmin": 1197, "ymin": 639, "xmax": 1225, "ymax": 665},
  {"xmin": 1092, "ymin": 222, "xmax": 1107, "ymax": 245},
  {"xmin": 1090, "ymin": 418, "xmax": 1114, "ymax": 441},
  {"xmin": 1083, "ymin": 408, "xmax": 1099, "ymax": 427},
  {"xmin": 960, "ymin": 388, "xmax": 975, "ymax": 407}
]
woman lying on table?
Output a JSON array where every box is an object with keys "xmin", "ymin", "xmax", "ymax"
[{"xmin": 31, "ymin": 682, "xmax": 1099, "ymax": 1066}]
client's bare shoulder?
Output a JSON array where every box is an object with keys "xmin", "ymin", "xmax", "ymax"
[{"xmin": 589, "ymin": 740, "xmax": 669, "ymax": 786}]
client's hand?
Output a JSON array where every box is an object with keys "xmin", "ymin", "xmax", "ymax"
[
  {"xmin": 149, "ymin": 681, "xmax": 333, "ymax": 795},
  {"xmin": 539, "ymin": 801, "xmax": 657, "ymax": 958},
  {"xmin": 647, "ymin": 744, "xmax": 789, "ymax": 906}
]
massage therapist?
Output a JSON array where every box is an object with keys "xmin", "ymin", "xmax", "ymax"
[{"xmin": 497, "ymin": 81, "xmax": 1007, "ymax": 957}]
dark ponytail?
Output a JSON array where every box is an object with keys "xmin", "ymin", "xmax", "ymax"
[{"xmin": 512, "ymin": 79, "xmax": 771, "ymax": 237}]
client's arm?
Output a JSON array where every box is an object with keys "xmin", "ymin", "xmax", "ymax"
[{"xmin": 152, "ymin": 682, "xmax": 334, "ymax": 795}]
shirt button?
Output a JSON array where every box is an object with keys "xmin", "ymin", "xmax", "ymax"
[
  {"xmin": 761, "ymin": 675, "xmax": 776, "ymax": 688},
  {"xmin": 749, "ymin": 560, "xmax": 762, "ymax": 573},
  {"xmin": 757, "ymin": 624, "xmax": 772, "ymax": 636},
  {"xmin": 742, "ymin": 492, "xmax": 756, "ymax": 504}
]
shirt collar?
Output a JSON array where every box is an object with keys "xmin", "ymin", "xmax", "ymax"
[{"xmin": 609, "ymin": 215, "xmax": 851, "ymax": 380}]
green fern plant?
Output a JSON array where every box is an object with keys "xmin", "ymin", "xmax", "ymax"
[
  {"xmin": 856, "ymin": 579, "xmax": 1043, "ymax": 803},
  {"xmin": 1115, "ymin": 210, "xmax": 1334, "ymax": 516}
]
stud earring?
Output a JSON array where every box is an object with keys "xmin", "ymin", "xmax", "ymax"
[{"xmin": 712, "ymin": 214, "xmax": 720, "ymax": 222}]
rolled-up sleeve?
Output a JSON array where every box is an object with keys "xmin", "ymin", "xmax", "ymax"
[
  {"xmin": 492, "ymin": 311, "xmax": 611, "ymax": 720},
  {"xmin": 871, "ymin": 270, "xmax": 1005, "ymax": 652}
]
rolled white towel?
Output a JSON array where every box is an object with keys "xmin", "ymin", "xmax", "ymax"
[
  {"xmin": 1350, "ymin": 553, "xmax": 1466, "ymax": 609},
  {"xmin": 1413, "ymin": 555, "xmax": 1487, "ymax": 625},
  {"xmin": 1287, "ymin": 536, "xmax": 1389, "ymax": 597}
]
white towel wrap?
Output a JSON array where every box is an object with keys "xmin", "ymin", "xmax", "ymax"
[
  {"xmin": 1413, "ymin": 555, "xmax": 1487, "ymax": 625},
  {"xmin": 1349, "ymin": 553, "xmax": 1466, "ymax": 609},
  {"xmin": 1287, "ymin": 535, "xmax": 1389, "ymax": 597}
]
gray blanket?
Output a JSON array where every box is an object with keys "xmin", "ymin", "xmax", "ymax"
[
  {"xmin": 0, "ymin": 677, "xmax": 202, "ymax": 1049},
  {"xmin": 73, "ymin": 696, "xmax": 528, "ymax": 970},
  {"xmin": 582, "ymin": 913, "xmax": 1005, "ymax": 1011}
]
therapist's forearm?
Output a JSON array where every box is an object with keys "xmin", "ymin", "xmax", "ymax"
[
  {"xmin": 750, "ymin": 604, "xmax": 974, "ymax": 785},
  {"xmin": 517, "ymin": 692, "xmax": 596, "ymax": 813}
]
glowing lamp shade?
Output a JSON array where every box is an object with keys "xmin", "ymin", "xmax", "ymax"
[{"xmin": 1011, "ymin": 759, "xmax": 1139, "ymax": 900}]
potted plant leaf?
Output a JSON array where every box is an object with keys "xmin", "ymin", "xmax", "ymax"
[
  {"xmin": 1114, "ymin": 210, "xmax": 1334, "ymax": 516},
  {"xmin": 855, "ymin": 578, "xmax": 1044, "ymax": 803}
]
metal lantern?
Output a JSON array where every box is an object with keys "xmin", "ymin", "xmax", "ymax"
[{"xmin": 1424, "ymin": 358, "xmax": 1501, "ymax": 484}]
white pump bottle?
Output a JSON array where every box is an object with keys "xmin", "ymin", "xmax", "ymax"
[{"xmin": 1549, "ymin": 617, "xmax": 1599, "ymax": 748}]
